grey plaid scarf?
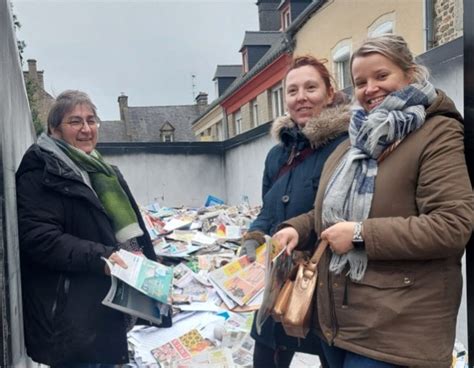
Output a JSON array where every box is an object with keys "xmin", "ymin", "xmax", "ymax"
[{"xmin": 321, "ymin": 82, "xmax": 437, "ymax": 281}]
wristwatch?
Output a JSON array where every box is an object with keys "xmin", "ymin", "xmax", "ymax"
[{"xmin": 352, "ymin": 222, "xmax": 365, "ymax": 250}]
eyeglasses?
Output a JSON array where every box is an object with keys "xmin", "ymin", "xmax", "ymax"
[{"xmin": 63, "ymin": 117, "xmax": 100, "ymax": 130}]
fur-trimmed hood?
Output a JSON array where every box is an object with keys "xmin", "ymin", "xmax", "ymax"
[{"xmin": 271, "ymin": 101, "xmax": 351, "ymax": 149}]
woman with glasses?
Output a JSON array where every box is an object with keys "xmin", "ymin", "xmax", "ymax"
[{"xmin": 16, "ymin": 90, "xmax": 157, "ymax": 367}]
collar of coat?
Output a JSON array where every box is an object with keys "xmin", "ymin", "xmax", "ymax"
[{"xmin": 271, "ymin": 102, "xmax": 351, "ymax": 149}]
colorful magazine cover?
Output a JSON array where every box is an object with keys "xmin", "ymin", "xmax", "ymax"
[
  {"xmin": 208, "ymin": 245, "xmax": 266, "ymax": 307},
  {"xmin": 107, "ymin": 249, "xmax": 173, "ymax": 304},
  {"xmin": 150, "ymin": 329, "xmax": 214, "ymax": 368}
]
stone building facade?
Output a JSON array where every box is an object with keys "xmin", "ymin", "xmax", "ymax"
[{"xmin": 433, "ymin": 0, "xmax": 463, "ymax": 47}]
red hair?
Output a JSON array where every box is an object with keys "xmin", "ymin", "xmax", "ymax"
[{"xmin": 284, "ymin": 55, "xmax": 335, "ymax": 91}]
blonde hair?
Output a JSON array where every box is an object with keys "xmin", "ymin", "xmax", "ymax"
[{"xmin": 350, "ymin": 34, "xmax": 429, "ymax": 85}]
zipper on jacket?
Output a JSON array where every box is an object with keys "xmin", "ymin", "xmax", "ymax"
[
  {"xmin": 287, "ymin": 144, "xmax": 297, "ymax": 165},
  {"xmin": 51, "ymin": 275, "xmax": 70, "ymax": 320}
]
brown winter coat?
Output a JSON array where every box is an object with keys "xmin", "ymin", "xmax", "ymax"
[{"xmin": 285, "ymin": 90, "xmax": 473, "ymax": 367}]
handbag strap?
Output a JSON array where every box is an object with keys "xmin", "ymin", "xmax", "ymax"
[
  {"xmin": 272, "ymin": 146, "xmax": 314, "ymax": 182},
  {"xmin": 304, "ymin": 239, "xmax": 329, "ymax": 277}
]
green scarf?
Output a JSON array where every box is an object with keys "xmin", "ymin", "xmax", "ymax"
[{"xmin": 55, "ymin": 139, "xmax": 144, "ymax": 243}]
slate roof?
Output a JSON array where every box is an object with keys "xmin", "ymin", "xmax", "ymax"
[
  {"xmin": 213, "ymin": 65, "xmax": 243, "ymax": 80},
  {"xmin": 99, "ymin": 105, "xmax": 203, "ymax": 143},
  {"xmin": 240, "ymin": 31, "xmax": 282, "ymax": 51},
  {"xmin": 193, "ymin": 33, "xmax": 288, "ymax": 126},
  {"xmin": 98, "ymin": 120, "xmax": 128, "ymax": 143}
]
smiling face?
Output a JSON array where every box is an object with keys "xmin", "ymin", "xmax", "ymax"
[
  {"xmin": 285, "ymin": 65, "xmax": 334, "ymax": 127},
  {"xmin": 352, "ymin": 53, "xmax": 412, "ymax": 112},
  {"xmin": 51, "ymin": 103, "xmax": 98, "ymax": 154}
]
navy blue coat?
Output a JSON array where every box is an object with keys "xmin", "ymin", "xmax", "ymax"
[{"xmin": 249, "ymin": 104, "xmax": 350, "ymax": 352}]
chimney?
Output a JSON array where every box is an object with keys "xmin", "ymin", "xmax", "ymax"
[
  {"xmin": 37, "ymin": 71, "xmax": 45, "ymax": 89},
  {"xmin": 118, "ymin": 93, "xmax": 128, "ymax": 121},
  {"xmin": 27, "ymin": 59, "xmax": 38, "ymax": 79},
  {"xmin": 195, "ymin": 92, "xmax": 208, "ymax": 106},
  {"xmin": 256, "ymin": 0, "xmax": 281, "ymax": 31}
]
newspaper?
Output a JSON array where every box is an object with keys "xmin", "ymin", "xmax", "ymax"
[
  {"xmin": 208, "ymin": 245, "xmax": 266, "ymax": 307},
  {"xmin": 255, "ymin": 236, "xmax": 293, "ymax": 333},
  {"xmin": 105, "ymin": 249, "xmax": 173, "ymax": 304},
  {"xmin": 172, "ymin": 347, "xmax": 235, "ymax": 368},
  {"xmin": 102, "ymin": 276, "xmax": 168, "ymax": 326}
]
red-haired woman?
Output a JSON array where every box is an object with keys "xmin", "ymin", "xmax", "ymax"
[{"xmin": 240, "ymin": 56, "xmax": 350, "ymax": 367}]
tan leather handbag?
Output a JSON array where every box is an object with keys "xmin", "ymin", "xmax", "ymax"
[{"xmin": 272, "ymin": 239, "xmax": 328, "ymax": 338}]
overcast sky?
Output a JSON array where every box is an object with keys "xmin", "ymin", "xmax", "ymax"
[{"xmin": 12, "ymin": 0, "xmax": 259, "ymax": 120}]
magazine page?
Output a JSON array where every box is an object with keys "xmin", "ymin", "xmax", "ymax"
[
  {"xmin": 150, "ymin": 328, "xmax": 214, "ymax": 368},
  {"xmin": 255, "ymin": 237, "xmax": 293, "ymax": 333},
  {"xmin": 208, "ymin": 245, "xmax": 266, "ymax": 307},
  {"xmin": 102, "ymin": 276, "xmax": 164, "ymax": 326},
  {"xmin": 107, "ymin": 249, "xmax": 173, "ymax": 304}
]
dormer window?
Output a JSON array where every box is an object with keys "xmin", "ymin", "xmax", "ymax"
[
  {"xmin": 160, "ymin": 121, "xmax": 175, "ymax": 142},
  {"xmin": 161, "ymin": 133, "xmax": 174, "ymax": 142}
]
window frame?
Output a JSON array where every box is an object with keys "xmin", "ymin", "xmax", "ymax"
[
  {"xmin": 251, "ymin": 99, "xmax": 259, "ymax": 127},
  {"xmin": 271, "ymin": 84, "xmax": 284, "ymax": 119},
  {"xmin": 234, "ymin": 109, "xmax": 242, "ymax": 135},
  {"xmin": 332, "ymin": 43, "xmax": 352, "ymax": 90},
  {"xmin": 369, "ymin": 21, "xmax": 394, "ymax": 37}
]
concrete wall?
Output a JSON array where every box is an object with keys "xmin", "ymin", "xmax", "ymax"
[
  {"xmin": 105, "ymin": 152, "xmax": 226, "ymax": 207},
  {"xmin": 224, "ymin": 134, "xmax": 274, "ymax": 206},
  {"xmin": 0, "ymin": 0, "xmax": 36, "ymax": 366}
]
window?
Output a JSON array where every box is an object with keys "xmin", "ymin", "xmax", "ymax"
[
  {"xmin": 161, "ymin": 132, "xmax": 174, "ymax": 142},
  {"xmin": 368, "ymin": 13, "xmax": 395, "ymax": 37},
  {"xmin": 251, "ymin": 99, "xmax": 259, "ymax": 127},
  {"xmin": 216, "ymin": 121, "xmax": 223, "ymax": 141},
  {"xmin": 370, "ymin": 21, "xmax": 393, "ymax": 37},
  {"xmin": 160, "ymin": 121, "xmax": 175, "ymax": 142},
  {"xmin": 282, "ymin": 7, "xmax": 291, "ymax": 30},
  {"xmin": 331, "ymin": 39, "xmax": 352, "ymax": 90},
  {"xmin": 333, "ymin": 45, "xmax": 351, "ymax": 89},
  {"xmin": 234, "ymin": 110, "xmax": 242, "ymax": 135},
  {"xmin": 271, "ymin": 84, "xmax": 284, "ymax": 119},
  {"xmin": 242, "ymin": 49, "xmax": 249, "ymax": 73}
]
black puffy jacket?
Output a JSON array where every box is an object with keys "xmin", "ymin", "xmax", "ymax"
[{"xmin": 16, "ymin": 143, "xmax": 156, "ymax": 366}]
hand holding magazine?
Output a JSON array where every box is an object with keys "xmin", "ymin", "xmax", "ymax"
[
  {"xmin": 105, "ymin": 249, "xmax": 173, "ymax": 304},
  {"xmin": 101, "ymin": 249, "xmax": 174, "ymax": 326}
]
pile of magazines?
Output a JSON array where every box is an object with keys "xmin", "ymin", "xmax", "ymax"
[{"xmin": 103, "ymin": 199, "xmax": 265, "ymax": 367}]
